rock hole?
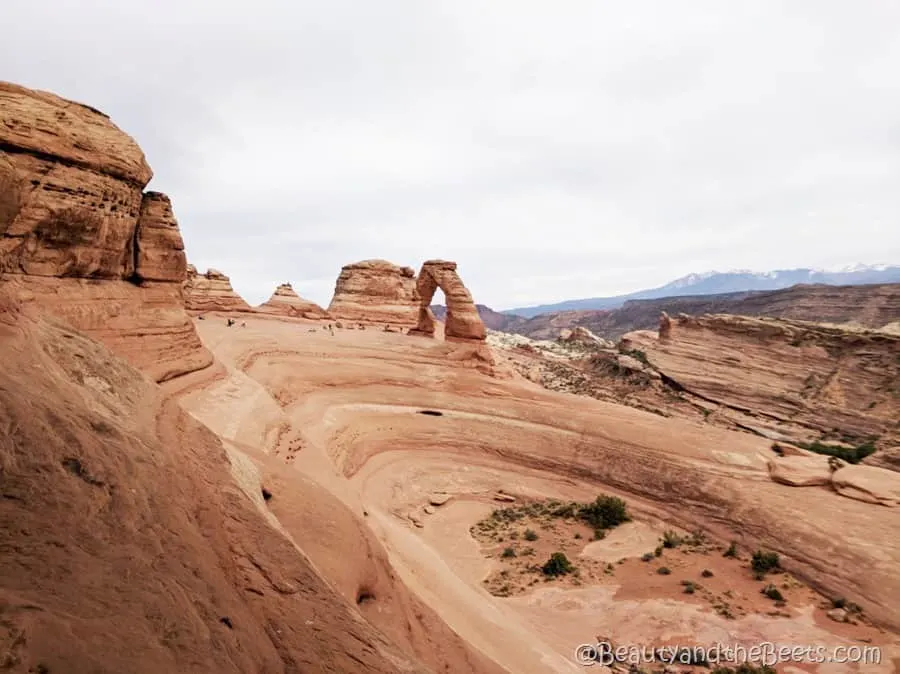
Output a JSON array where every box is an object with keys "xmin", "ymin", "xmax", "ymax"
[
  {"xmin": 261, "ymin": 487, "xmax": 273, "ymax": 502},
  {"xmin": 61, "ymin": 457, "xmax": 105, "ymax": 487},
  {"xmin": 356, "ymin": 588, "xmax": 376, "ymax": 605},
  {"xmin": 418, "ymin": 410, "xmax": 443, "ymax": 417},
  {"xmin": 219, "ymin": 617, "xmax": 233, "ymax": 629}
]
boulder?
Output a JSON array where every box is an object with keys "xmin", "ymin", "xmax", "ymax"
[
  {"xmin": 767, "ymin": 455, "xmax": 833, "ymax": 487},
  {"xmin": 429, "ymin": 493, "xmax": 452, "ymax": 506},
  {"xmin": 257, "ymin": 282, "xmax": 328, "ymax": 319},
  {"xmin": 327, "ymin": 259, "xmax": 419, "ymax": 326},
  {"xmin": 183, "ymin": 266, "xmax": 251, "ymax": 313},
  {"xmin": 831, "ymin": 464, "xmax": 900, "ymax": 507},
  {"xmin": 0, "ymin": 81, "xmax": 211, "ymax": 382}
]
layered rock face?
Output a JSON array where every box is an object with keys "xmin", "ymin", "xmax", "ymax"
[
  {"xmin": 257, "ymin": 282, "xmax": 328, "ymax": 319},
  {"xmin": 623, "ymin": 314, "xmax": 900, "ymax": 449},
  {"xmin": 0, "ymin": 81, "xmax": 211, "ymax": 382},
  {"xmin": 327, "ymin": 259, "xmax": 419, "ymax": 325},
  {"xmin": 183, "ymin": 265, "xmax": 252, "ymax": 313},
  {"xmin": 410, "ymin": 260, "xmax": 486, "ymax": 341}
]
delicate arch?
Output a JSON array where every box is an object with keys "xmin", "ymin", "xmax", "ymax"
[{"xmin": 410, "ymin": 260, "xmax": 486, "ymax": 341}]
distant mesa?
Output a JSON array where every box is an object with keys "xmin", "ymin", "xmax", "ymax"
[
  {"xmin": 0, "ymin": 80, "xmax": 211, "ymax": 382},
  {"xmin": 409, "ymin": 260, "xmax": 486, "ymax": 342},
  {"xmin": 257, "ymin": 282, "xmax": 328, "ymax": 320},
  {"xmin": 327, "ymin": 259, "xmax": 419, "ymax": 326},
  {"xmin": 183, "ymin": 265, "xmax": 251, "ymax": 313}
]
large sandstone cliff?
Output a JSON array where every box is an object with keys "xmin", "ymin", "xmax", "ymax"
[
  {"xmin": 0, "ymin": 81, "xmax": 211, "ymax": 382},
  {"xmin": 183, "ymin": 265, "xmax": 252, "ymax": 313},
  {"xmin": 327, "ymin": 259, "xmax": 419, "ymax": 325},
  {"xmin": 257, "ymin": 282, "xmax": 328, "ymax": 320}
]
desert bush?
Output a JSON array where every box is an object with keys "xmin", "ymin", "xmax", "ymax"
[
  {"xmin": 723, "ymin": 541, "xmax": 738, "ymax": 558},
  {"xmin": 524, "ymin": 529, "xmax": 539, "ymax": 541},
  {"xmin": 751, "ymin": 550, "xmax": 780, "ymax": 576},
  {"xmin": 577, "ymin": 494, "xmax": 630, "ymax": 534},
  {"xmin": 541, "ymin": 552, "xmax": 574, "ymax": 577},
  {"xmin": 795, "ymin": 439, "xmax": 877, "ymax": 464},
  {"xmin": 761, "ymin": 584, "xmax": 784, "ymax": 601},
  {"xmin": 501, "ymin": 547, "xmax": 516, "ymax": 558},
  {"xmin": 657, "ymin": 566, "xmax": 671, "ymax": 575},
  {"xmin": 701, "ymin": 569, "xmax": 714, "ymax": 578},
  {"xmin": 661, "ymin": 530, "xmax": 683, "ymax": 548}
]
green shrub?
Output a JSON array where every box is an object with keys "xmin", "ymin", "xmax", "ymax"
[
  {"xmin": 795, "ymin": 440, "xmax": 877, "ymax": 464},
  {"xmin": 524, "ymin": 529, "xmax": 539, "ymax": 541},
  {"xmin": 751, "ymin": 550, "xmax": 780, "ymax": 576},
  {"xmin": 577, "ymin": 495, "xmax": 630, "ymax": 533},
  {"xmin": 657, "ymin": 566, "xmax": 671, "ymax": 575},
  {"xmin": 542, "ymin": 552, "xmax": 575, "ymax": 577},
  {"xmin": 662, "ymin": 530, "xmax": 683, "ymax": 548},
  {"xmin": 761, "ymin": 584, "xmax": 784, "ymax": 601},
  {"xmin": 723, "ymin": 542, "xmax": 738, "ymax": 558},
  {"xmin": 501, "ymin": 547, "xmax": 516, "ymax": 558}
]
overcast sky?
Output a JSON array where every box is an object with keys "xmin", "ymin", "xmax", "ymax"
[{"xmin": 3, "ymin": 1, "xmax": 899, "ymax": 309}]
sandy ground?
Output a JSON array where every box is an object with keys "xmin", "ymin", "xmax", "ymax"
[{"xmin": 178, "ymin": 314, "xmax": 900, "ymax": 673}]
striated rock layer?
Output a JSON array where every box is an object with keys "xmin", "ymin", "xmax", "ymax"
[
  {"xmin": 257, "ymin": 282, "xmax": 328, "ymax": 319},
  {"xmin": 0, "ymin": 80, "xmax": 211, "ymax": 381},
  {"xmin": 623, "ymin": 313, "xmax": 900, "ymax": 449},
  {"xmin": 327, "ymin": 259, "xmax": 419, "ymax": 325},
  {"xmin": 410, "ymin": 260, "xmax": 486, "ymax": 341},
  {"xmin": 183, "ymin": 265, "xmax": 252, "ymax": 313}
]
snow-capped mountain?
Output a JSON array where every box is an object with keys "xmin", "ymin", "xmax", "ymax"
[{"xmin": 506, "ymin": 265, "xmax": 900, "ymax": 317}]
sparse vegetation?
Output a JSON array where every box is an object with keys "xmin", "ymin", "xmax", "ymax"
[
  {"xmin": 681, "ymin": 580, "xmax": 697, "ymax": 594},
  {"xmin": 723, "ymin": 541, "xmax": 738, "ymax": 558},
  {"xmin": 661, "ymin": 530, "xmax": 683, "ymax": 548},
  {"xmin": 501, "ymin": 547, "xmax": 516, "ymax": 558},
  {"xmin": 524, "ymin": 529, "xmax": 539, "ymax": 541},
  {"xmin": 750, "ymin": 550, "xmax": 781, "ymax": 577},
  {"xmin": 657, "ymin": 566, "xmax": 671, "ymax": 575},
  {"xmin": 577, "ymin": 494, "xmax": 631, "ymax": 535},
  {"xmin": 701, "ymin": 569, "xmax": 714, "ymax": 578},
  {"xmin": 641, "ymin": 552, "xmax": 654, "ymax": 562},
  {"xmin": 761, "ymin": 584, "xmax": 784, "ymax": 601},
  {"xmin": 794, "ymin": 439, "xmax": 877, "ymax": 464},
  {"xmin": 542, "ymin": 552, "xmax": 574, "ymax": 577}
]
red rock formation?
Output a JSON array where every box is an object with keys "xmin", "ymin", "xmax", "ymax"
[
  {"xmin": 183, "ymin": 265, "xmax": 252, "ymax": 313},
  {"xmin": 327, "ymin": 259, "xmax": 419, "ymax": 325},
  {"xmin": 257, "ymin": 282, "xmax": 328, "ymax": 319},
  {"xmin": 0, "ymin": 81, "xmax": 211, "ymax": 382},
  {"xmin": 625, "ymin": 314, "xmax": 900, "ymax": 450},
  {"xmin": 410, "ymin": 260, "xmax": 486, "ymax": 341}
]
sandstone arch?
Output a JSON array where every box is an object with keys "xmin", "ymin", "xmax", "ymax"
[{"xmin": 410, "ymin": 260, "xmax": 486, "ymax": 341}]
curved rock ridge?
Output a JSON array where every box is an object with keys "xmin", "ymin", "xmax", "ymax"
[
  {"xmin": 257, "ymin": 282, "xmax": 328, "ymax": 319},
  {"xmin": 0, "ymin": 80, "xmax": 211, "ymax": 382},
  {"xmin": 410, "ymin": 260, "xmax": 486, "ymax": 341},
  {"xmin": 183, "ymin": 265, "xmax": 252, "ymax": 313},
  {"xmin": 327, "ymin": 259, "xmax": 419, "ymax": 325}
]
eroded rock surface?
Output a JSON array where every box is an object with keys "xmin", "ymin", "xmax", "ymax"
[
  {"xmin": 624, "ymin": 314, "xmax": 900, "ymax": 450},
  {"xmin": 0, "ymin": 80, "xmax": 210, "ymax": 381},
  {"xmin": 183, "ymin": 265, "xmax": 252, "ymax": 313},
  {"xmin": 257, "ymin": 282, "xmax": 328, "ymax": 319},
  {"xmin": 327, "ymin": 259, "xmax": 419, "ymax": 325},
  {"xmin": 410, "ymin": 260, "xmax": 486, "ymax": 341}
]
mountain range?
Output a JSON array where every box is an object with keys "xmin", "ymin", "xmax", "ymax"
[{"xmin": 504, "ymin": 264, "xmax": 900, "ymax": 318}]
